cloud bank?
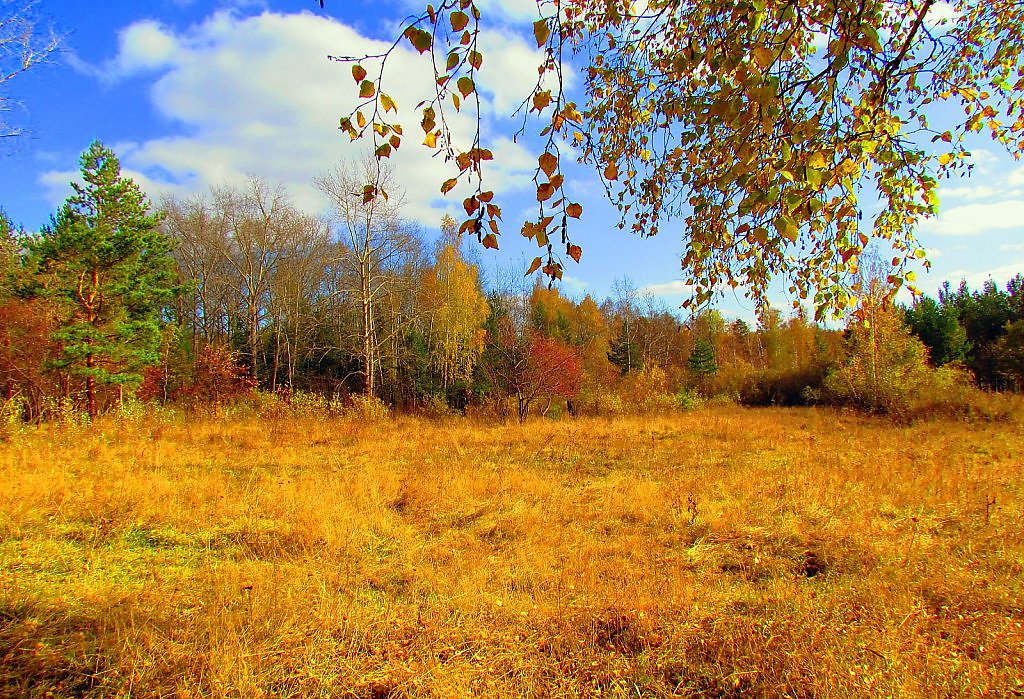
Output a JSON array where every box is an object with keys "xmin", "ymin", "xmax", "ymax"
[{"xmin": 48, "ymin": 8, "xmax": 550, "ymax": 226}]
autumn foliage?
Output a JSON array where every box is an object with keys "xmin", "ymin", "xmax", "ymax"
[
  {"xmin": 523, "ymin": 333, "xmax": 582, "ymax": 419},
  {"xmin": 337, "ymin": 0, "xmax": 1024, "ymax": 316},
  {"xmin": 0, "ymin": 298, "xmax": 60, "ymax": 420},
  {"xmin": 174, "ymin": 343, "xmax": 258, "ymax": 405}
]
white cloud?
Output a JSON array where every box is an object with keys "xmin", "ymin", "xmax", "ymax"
[
  {"xmin": 641, "ymin": 280, "xmax": 693, "ymax": 297},
  {"xmin": 923, "ymin": 200, "xmax": 1024, "ymax": 236},
  {"xmin": 1007, "ymin": 166, "xmax": 1024, "ymax": 186},
  {"xmin": 947, "ymin": 259, "xmax": 1024, "ymax": 290},
  {"xmin": 477, "ymin": 29, "xmax": 566, "ymax": 114},
  {"xmin": 66, "ymin": 20, "xmax": 179, "ymax": 83},
  {"xmin": 113, "ymin": 20, "xmax": 179, "ymax": 74},
  {"xmin": 1000, "ymin": 243, "xmax": 1024, "ymax": 252},
  {"xmin": 45, "ymin": 9, "xmax": 542, "ymax": 228},
  {"xmin": 939, "ymin": 184, "xmax": 1008, "ymax": 201},
  {"xmin": 392, "ymin": 0, "xmax": 540, "ymax": 23},
  {"xmin": 480, "ymin": 0, "xmax": 542, "ymax": 22},
  {"xmin": 964, "ymin": 148, "xmax": 1001, "ymax": 174},
  {"xmin": 924, "ymin": 1, "xmax": 958, "ymax": 27},
  {"xmin": 560, "ymin": 274, "xmax": 589, "ymax": 295}
]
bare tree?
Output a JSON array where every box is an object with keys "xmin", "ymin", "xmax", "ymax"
[
  {"xmin": 164, "ymin": 180, "xmax": 327, "ymax": 387},
  {"xmin": 267, "ymin": 222, "xmax": 331, "ymax": 391},
  {"xmin": 316, "ymin": 160, "xmax": 419, "ymax": 397},
  {"xmin": 163, "ymin": 194, "xmax": 236, "ymax": 349},
  {"xmin": 1, "ymin": 0, "xmax": 60, "ymax": 139}
]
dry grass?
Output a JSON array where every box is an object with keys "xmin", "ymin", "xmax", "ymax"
[{"xmin": 1, "ymin": 406, "xmax": 1023, "ymax": 697}]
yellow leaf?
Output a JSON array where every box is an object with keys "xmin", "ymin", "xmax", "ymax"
[
  {"xmin": 380, "ymin": 93, "xmax": 397, "ymax": 113},
  {"xmin": 450, "ymin": 10, "xmax": 469, "ymax": 31},
  {"xmin": 751, "ymin": 46, "xmax": 773, "ymax": 70},
  {"xmin": 533, "ymin": 19, "xmax": 550, "ymax": 47},
  {"xmin": 526, "ymin": 256, "xmax": 543, "ymax": 275},
  {"xmin": 566, "ymin": 202, "xmax": 583, "ymax": 218},
  {"xmin": 773, "ymin": 215, "xmax": 798, "ymax": 242},
  {"xmin": 536, "ymin": 226, "xmax": 548, "ymax": 247},
  {"xmin": 482, "ymin": 233, "xmax": 499, "ymax": 249},
  {"xmin": 938, "ymin": 153, "xmax": 953, "ymax": 166},
  {"xmin": 567, "ymin": 244, "xmax": 582, "ymax": 263},
  {"xmin": 359, "ymin": 80, "xmax": 375, "ymax": 99},
  {"xmin": 603, "ymin": 163, "xmax": 619, "ymax": 180},
  {"xmin": 405, "ymin": 27, "xmax": 432, "ymax": 53},
  {"xmin": 424, "ymin": 131, "xmax": 438, "ymax": 148},
  {"xmin": 538, "ymin": 152, "xmax": 558, "ymax": 177},
  {"xmin": 352, "ymin": 65, "xmax": 367, "ymax": 84}
]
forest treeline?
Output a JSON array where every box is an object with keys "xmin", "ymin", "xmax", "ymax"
[{"xmin": 1, "ymin": 143, "xmax": 1023, "ymax": 424}]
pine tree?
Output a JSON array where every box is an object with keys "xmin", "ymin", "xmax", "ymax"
[
  {"xmin": 0, "ymin": 210, "xmax": 19, "ymax": 297},
  {"xmin": 687, "ymin": 338, "xmax": 718, "ymax": 377},
  {"xmin": 31, "ymin": 141, "xmax": 179, "ymax": 418},
  {"xmin": 904, "ymin": 296, "xmax": 969, "ymax": 367},
  {"xmin": 607, "ymin": 321, "xmax": 641, "ymax": 375}
]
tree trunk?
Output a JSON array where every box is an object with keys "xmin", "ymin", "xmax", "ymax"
[
  {"xmin": 361, "ymin": 269, "xmax": 375, "ymax": 397},
  {"xmin": 271, "ymin": 320, "xmax": 281, "ymax": 393},
  {"xmin": 86, "ymin": 268, "xmax": 98, "ymax": 419},
  {"xmin": 249, "ymin": 306, "xmax": 260, "ymax": 386}
]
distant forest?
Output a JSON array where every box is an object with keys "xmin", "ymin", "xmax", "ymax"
[{"xmin": 2, "ymin": 143, "xmax": 1023, "ymax": 423}]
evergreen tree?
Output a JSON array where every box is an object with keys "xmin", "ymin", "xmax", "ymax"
[
  {"xmin": 994, "ymin": 320, "xmax": 1024, "ymax": 391},
  {"xmin": 904, "ymin": 296, "xmax": 969, "ymax": 367},
  {"xmin": 31, "ymin": 141, "xmax": 179, "ymax": 418},
  {"xmin": 687, "ymin": 338, "xmax": 718, "ymax": 377},
  {"xmin": 607, "ymin": 321, "xmax": 641, "ymax": 375},
  {"xmin": 0, "ymin": 210, "xmax": 19, "ymax": 297},
  {"xmin": 941, "ymin": 279, "xmax": 1016, "ymax": 388}
]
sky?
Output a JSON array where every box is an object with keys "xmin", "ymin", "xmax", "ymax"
[{"xmin": 2, "ymin": 0, "xmax": 1023, "ymax": 322}]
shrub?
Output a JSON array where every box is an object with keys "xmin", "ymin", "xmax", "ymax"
[
  {"xmin": 284, "ymin": 391, "xmax": 347, "ymax": 419},
  {"xmin": 823, "ymin": 304, "xmax": 935, "ymax": 415},
  {"xmin": 174, "ymin": 344, "xmax": 257, "ymax": 406},
  {"xmin": 345, "ymin": 394, "xmax": 391, "ymax": 423},
  {"xmin": 739, "ymin": 365, "xmax": 829, "ymax": 406},
  {"xmin": 675, "ymin": 388, "xmax": 703, "ymax": 411},
  {"xmin": 420, "ymin": 393, "xmax": 457, "ymax": 420},
  {"xmin": 623, "ymin": 366, "xmax": 677, "ymax": 414}
]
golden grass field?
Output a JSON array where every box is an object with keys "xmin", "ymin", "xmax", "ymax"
[{"xmin": 1, "ymin": 405, "xmax": 1022, "ymax": 698}]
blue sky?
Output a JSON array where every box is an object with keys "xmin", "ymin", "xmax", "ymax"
[{"xmin": 2, "ymin": 0, "xmax": 1023, "ymax": 321}]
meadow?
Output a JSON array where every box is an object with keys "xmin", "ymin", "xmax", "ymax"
[{"xmin": 1, "ymin": 405, "xmax": 1022, "ymax": 697}]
